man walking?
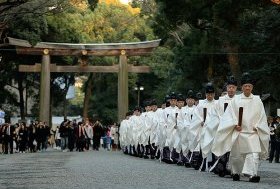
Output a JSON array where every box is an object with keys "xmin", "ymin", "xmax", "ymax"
[{"xmin": 212, "ymin": 72, "xmax": 270, "ymax": 182}]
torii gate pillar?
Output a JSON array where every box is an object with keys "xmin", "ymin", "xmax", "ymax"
[
  {"xmin": 40, "ymin": 51, "xmax": 51, "ymax": 126},
  {"xmin": 118, "ymin": 50, "xmax": 128, "ymax": 122}
]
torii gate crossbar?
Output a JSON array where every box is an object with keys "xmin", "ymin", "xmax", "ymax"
[{"xmin": 8, "ymin": 37, "xmax": 160, "ymax": 125}]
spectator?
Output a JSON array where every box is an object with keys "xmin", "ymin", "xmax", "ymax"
[
  {"xmin": 60, "ymin": 120, "xmax": 69, "ymax": 152},
  {"xmin": 54, "ymin": 126, "xmax": 61, "ymax": 150},
  {"xmin": 110, "ymin": 123, "xmax": 119, "ymax": 151},
  {"xmin": 275, "ymin": 116, "xmax": 280, "ymax": 163},
  {"xmin": 93, "ymin": 121, "xmax": 103, "ymax": 151},
  {"xmin": 18, "ymin": 123, "xmax": 27, "ymax": 153},
  {"xmin": 84, "ymin": 120, "xmax": 93, "ymax": 151}
]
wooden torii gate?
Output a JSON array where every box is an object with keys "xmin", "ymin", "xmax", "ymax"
[{"xmin": 8, "ymin": 37, "xmax": 160, "ymax": 125}]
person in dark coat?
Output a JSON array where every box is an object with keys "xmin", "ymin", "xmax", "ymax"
[
  {"xmin": 3, "ymin": 123, "xmax": 15, "ymax": 154},
  {"xmin": 18, "ymin": 123, "xmax": 28, "ymax": 153},
  {"xmin": 75, "ymin": 122, "xmax": 85, "ymax": 152},
  {"xmin": 68, "ymin": 121, "xmax": 75, "ymax": 152},
  {"xmin": 92, "ymin": 121, "xmax": 103, "ymax": 151},
  {"xmin": 28, "ymin": 122, "xmax": 37, "ymax": 152}
]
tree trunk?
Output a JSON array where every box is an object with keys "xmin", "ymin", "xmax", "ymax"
[
  {"xmin": 83, "ymin": 74, "xmax": 94, "ymax": 119},
  {"xmin": 17, "ymin": 73, "xmax": 25, "ymax": 121},
  {"xmin": 63, "ymin": 93, "xmax": 67, "ymax": 120},
  {"xmin": 25, "ymin": 81, "xmax": 28, "ymax": 116},
  {"xmin": 49, "ymin": 89, "xmax": 53, "ymax": 128},
  {"xmin": 227, "ymin": 44, "xmax": 241, "ymax": 81}
]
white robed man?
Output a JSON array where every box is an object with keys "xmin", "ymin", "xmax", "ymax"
[
  {"xmin": 188, "ymin": 83, "xmax": 218, "ymax": 170},
  {"xmin": 119, "ymin": 111, "xmax": 132, "ymax": 154},
  {"xmin": 173, "ymin": 94, "xmax": 188, "ymax": 165},
  {"xmin": 178, "ymin": 90, "xmax": 196, "ymax": 167},
  {"xmin": 211, "ymin": 76, "xmax": 238, "ymax": 176},
  {"xmin": 212, "ymin": 72, "xmax": 270, "ymax": 182},
  {"xmin": 149, "ymin": 99, "xmax": 159, "ymax": 159},
  {"xmin": 154, "ymin": 95, "xmax": 170, "ymax": 161},
  {"xmin": 130, "ymin": 107, "xmax": 143, "ymax": 157},
  {"xmin": 162, "ymin": 92, "xmax": 178, "ymax": 163},
  {"xmin": 139, "ymin": 100, "xmax": 153, "ymax": 159}
]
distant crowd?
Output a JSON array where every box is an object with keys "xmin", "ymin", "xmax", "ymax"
[{"xmin": 0, "ymin": 118, "xmax": 119, "ymax": 154}]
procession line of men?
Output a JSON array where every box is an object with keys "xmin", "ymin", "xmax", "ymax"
[{"xmin": 119, "ymin": 73, "xmax": 270, "ymax": 183}]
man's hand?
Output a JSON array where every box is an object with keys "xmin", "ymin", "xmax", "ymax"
[{"xmin": 235, "ymin": 125, "xmax": 242, "ymax": 131}]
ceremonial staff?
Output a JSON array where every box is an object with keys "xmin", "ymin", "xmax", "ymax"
[
  {"xmin": 203, "ymin": 108, "xmax": 207, "ymax": 123},
  {"xmin": 238, "ymin": 107, "xmax": 243, "ymax": 127},
  {"xmin": 224, "ymin": 103, "xmax": 228, "ymax": 112}
]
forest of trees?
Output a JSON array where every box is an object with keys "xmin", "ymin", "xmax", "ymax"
[{"xmin": 0, "ymin": 0, "xmax": 279, "ymax": 124}]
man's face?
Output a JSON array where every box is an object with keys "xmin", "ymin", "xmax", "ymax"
[
  {"xmin": 151, "ymin": 105, "xmax": 157, "ymax": 112},
  {"xmin": 177, "ymin": 101, "xmax": 185, "ymax": 109},
  {"xmin": 170, "ymin": 99, "xmax": 177, "ymax": 107},
  {"xmin": 206, "ymin": 93, "xmax": 215, "ymax": 101},
  {"xmin": 227, "ymin": 84, "xmax": 237, "ymax": 98},
  {"xmin": 268, "ymin": 117, "xmax": 273, "ymax": 124},
  {"xmin": 145, "ymin": 106, "xmax": 151, "ymax": 112},
  {"xmin": 134, "ymin": 110, "xmax": 140, "ymax": 116},
  {"xmin": 186, "ymin": 98, "xmax": 195, "ymax": 107},
  {"xmin": 242, "ymin": 84, "xmax": 253, "ymax": 97}
]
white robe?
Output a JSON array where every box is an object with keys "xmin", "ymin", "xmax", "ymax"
[
  {"xmin": 200, "ymin": 95, "xmax": 234, "ymax": 158},
  {"xmin": 130, "ymin": 115, "xmax": 143, "ymax": 146},
  {"xmin": 173, "ymin": 108, "xmax": 183, "ymax": 152},
  {"xmin": 164, "ymin": 106, "xmax": 178, "ymax": 148},
  {"xmin": 149, "ymin": 111, "xmax": 159, "ymax": 145},
  {"xmin": 119, "ymin": 119, "xmax": 129, "ymax": 147},
  {"xmin": 178, "ymin": 105, "xmax": 195, "ymax": 155},
  {"xmin": 212, "ymin": 93, "xmax": 270, "ymax": 159},
  {"xmin": 188, "ymin": 99, "xmax": 217, "ymax": 153},
  {"xmin": 140, "ymin": 111, "xmax": 154, "ymax": 146},
  {"xmin": 154, "ymin": 108, "xmax": 166, "ymax": 149}
]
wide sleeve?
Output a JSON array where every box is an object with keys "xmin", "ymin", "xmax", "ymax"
[{"xmin": 211, "ymin": 103, "xmax": 238, "ymax": 157}]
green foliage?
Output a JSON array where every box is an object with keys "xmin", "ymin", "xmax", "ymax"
[
  {"xmin": 3, "ymin": 0, "xmax": 280, "ymax": 123},
  {"xmin": 153, "ymin": 0, "xmax": 280, "ymax": 115}
]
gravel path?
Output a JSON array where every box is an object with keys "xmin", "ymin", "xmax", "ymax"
[{"xmin": 0, "ymin": 149, "xmax": 279, "ymax": 189}]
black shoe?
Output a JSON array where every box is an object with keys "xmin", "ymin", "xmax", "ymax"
[
  {"xmin": 177, "ymin": 161, "xmax": 184, "ymax": 166},
  {"xmin": 232, "ymin": 174, "xmax": 240, "ymax": 181},
  {"xmin": 249, "ymin": 176, "xmax": 260, "ymax": 183},
  {"xmin": 162, "ymin": 158, "xmax": 174, "ymax": 164},
  {"xmin": 143, "ymin": 155, "xmax": 149, "ymax": 159},
  {"xmin": 219, "ymin": 171, "xmax": 226, "ymax": 177},
  {"xmin": 185, "ymin": 162, "xmax": 191, "ymax": 168},
  {"xmin": 151, "ymin": 156, "xmax": 155, "ymax": 160},
  {"xmin": 164, "ymin": 159, "xmax": 174, "ymax": 164}
]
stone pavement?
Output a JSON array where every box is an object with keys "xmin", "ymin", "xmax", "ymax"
[{"xmin": 0, "ymin": 150, "xmax": 279, "ymax": 189}]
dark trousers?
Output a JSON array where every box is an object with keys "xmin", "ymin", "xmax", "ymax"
[
  {"xmin": 275, "ymin": 141, "xmax": 280, "ymax": 162},
  {"xmin": 85, "ymin": 138, "xmax": 90, "ymax": 150},
  {"xmin": 19, "ymin": 139, "xmax": 26, "ymax": 152},
  {"xmin": 150, "ymin": 143, "xmax": 157, "ymax": 158},
  {"xmin": 4, "ymin": 136, "xmax": 13, "ymax": 154},
  {"xmin": 68, "ymin": 136, "xmax": 75, "ymax": 151},
  {"xmin": 269, "ymin": 140, "xmax": 277, "ymax": 162},
  {"xmin": 137, "ymin": 144, "xmax": 145, "ymax": 157},
  {"xmin": 93, "ymin": 136, "xmax": 100, "ymax": 150},
  {"xmin": 162, "ymin": 147, "xmax": 171, "ymax": 160},
  {"xmin": 77, "ymin": 137, "xmax": 85, "ymax": 151}
]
